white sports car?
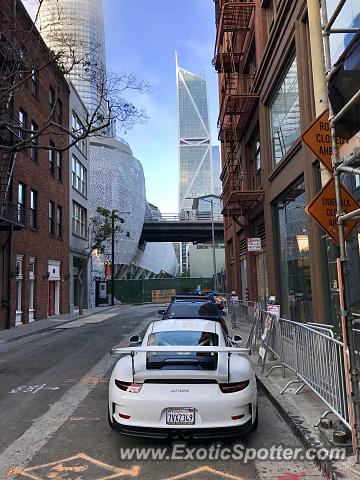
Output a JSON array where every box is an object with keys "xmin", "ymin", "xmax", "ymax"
[{"xmin": 108, "ymin": 318, "xmax": 257, "ymax": 440}]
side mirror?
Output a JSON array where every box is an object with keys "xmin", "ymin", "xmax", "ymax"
[
  {"xmin": 129, "ymin": 334, "xmax": 141, "ymax": 344},
  {"xmin": 232, "ymin": 335, "xmax": 243, "ymax": 344},
  {"xmin": 158, "ymin": 309, "xmax": 165, "ymax": 315}
]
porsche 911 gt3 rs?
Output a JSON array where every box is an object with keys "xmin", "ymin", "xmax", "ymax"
[{"xmin": 108, "ymin": 318, "xmax": 257, "ymax": 439}]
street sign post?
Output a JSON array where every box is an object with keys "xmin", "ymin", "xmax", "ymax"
[
  {"xmin": 305, "ymin": 178, "xmax": 360, "ymax": 245},
  {"xmin": 302, "ymin": 109, "xmax": 347, "ymax": 172}
]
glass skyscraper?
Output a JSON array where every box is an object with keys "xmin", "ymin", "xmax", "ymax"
[
  {"xmin": 38, "ymin": 0, "xmax": 106, "ymax": 115},
  {"xmin": 176, "ymin": 57, "xmax": 214, "ymax": 213}
]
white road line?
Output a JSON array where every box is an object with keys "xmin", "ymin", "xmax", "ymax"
[
  {"xmin": 0, "ymin": 315, "xmax": 152, "ymax": 478},
  {"xmin": 0, "ymin": 353, "xmax": 115, "ymax": 478}
]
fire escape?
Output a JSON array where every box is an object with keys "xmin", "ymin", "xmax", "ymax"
[
  {"xmin": 0, "ymin": 32, "xmax": 24, "ymax": 229},
  {"xmin": 214, "ymin": 0, "xmax": 264, "ymax": 224}
]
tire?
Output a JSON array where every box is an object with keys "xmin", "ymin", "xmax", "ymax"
[
  {"xmin": 108, "ymin": 407, "xmax": 115, "ymax": 430},
  {"xmin": 251, "ymin": 407, "xmax": 258, "ymax": 431}
]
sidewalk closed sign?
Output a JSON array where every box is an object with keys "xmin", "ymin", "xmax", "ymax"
[
  {"xmin": 247, "ymin": 238, "xmax": 262, "ymax": 252},
  {"xmin": 305, "ymin": 178, "xmax": 359, "ymax": 245},
  {"xmin": 152, "ymin": 289, "xmax": 176, "ymax": 303}
]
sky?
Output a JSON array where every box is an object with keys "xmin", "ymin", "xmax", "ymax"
[{"xmin": 103, "ymin": 0, "xmax": 219, "ymax": 213}]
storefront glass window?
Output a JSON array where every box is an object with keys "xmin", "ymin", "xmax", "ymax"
[
  {"xmin": 274, "ymin": 179, "xmax": 313, "ymax": 322},
  {"xmin": 269, "ymin": 57, "xmax": 300, "ymax": 165}
]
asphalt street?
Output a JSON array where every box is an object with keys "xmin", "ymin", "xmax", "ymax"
[{"xmin": 0, "ymin": 304, "xmax": 324, "ymax": 480}]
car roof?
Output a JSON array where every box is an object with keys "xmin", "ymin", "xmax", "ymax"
[
  {"xmin": 151, "ymin": 318, "xmax": 218, "ymax": 333},
  {"xmin": 171, "ymin": 296, "xmax": 213, "ymax": 302},
  {"xmin": 171, "ymin": 298, "xmax": 213, "ymax": 304}
]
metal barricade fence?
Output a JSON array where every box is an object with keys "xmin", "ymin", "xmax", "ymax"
[
  {"xmin": 232, "ymin": 300, "xmax": 350, "ymax": 430},
  {"xmin": 227, "ymin": 298, "xmax": 257, "ymax": 328},
  {"xmin": 260, "ymin": 314, "xmax": 349, "ymax": 430}
]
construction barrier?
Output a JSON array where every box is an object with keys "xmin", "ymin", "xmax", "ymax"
[{"xmin": 228, "ymin": 300, "xmax": 350, "ymax": 430}]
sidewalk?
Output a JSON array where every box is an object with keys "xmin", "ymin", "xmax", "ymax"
[
  {"xmin": 225, "ymin": 315, "xmax": 358, "ymax": 480},
  {"xmin": 0, "ymin": 304, "xmax": 130, "ymax": 344}
]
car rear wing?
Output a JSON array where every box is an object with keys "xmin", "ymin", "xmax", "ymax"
[
  {"xmin": 111, "ymin": 346, "xmax": 250, "ymax": 355},
  {"xmin": 110, "ymin": 346, "xmax": 250, "ymax": 383}
]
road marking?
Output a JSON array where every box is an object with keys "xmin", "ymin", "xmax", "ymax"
[
  {"xmin": 6, "ymin": 453, "xmax": 140, "ymax": 480},
  {"xmin": 69, "ymin": 416, "xmax": 101, "ymax": 421},
  {"xmin": 8, "ymin": 384, "xmax": 61, "ymax": 394},
  {"xmin": 54, "ymin": 313, "xmax": 120, "ymax": 329},
  {"xmin": 0, "ymin": 354, "xmax": 115, "ymax": 479},
  {"xmin": 163, "ymin": 466, "xmax": 245, "ymax": 480}
]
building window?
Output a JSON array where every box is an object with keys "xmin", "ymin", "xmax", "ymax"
[
  {"xmin": 57, "ymin": 206, "xmax": 62, "ymax": 239},
  {"xmin": 274, "ymin": 179, "xmax": 312, "ymax": 323},
  {"xmin": 56, "ymin": 150, "xmax": 62, "ymax": 180},
  {"xmin": 31, "ymin": 69, "xmax": 38, "ymax": 96},
  {"xmin": 30, "ymin": 121, "xmax": 38, "ymax": 161},
  {"xmin": 269, "ymin": 56, "xmax": 300, "ymax": 166},
  {"xmin": 30, "ymin": 189, "xmax": 37, "ymax": 229},
  {"xmin": 255, "ymin": 134, "xmax": 261, "ymax": 171},
  {"xmin": 18, "ymin": 109, "xmax": 27, "ymax": 140},
  {"xmin": 72, "ymin": 155, "xmax": 87, "ymax": 196},
  {"xmin": 49, "ymin": 141, "xmax": 55, "ymax": 175},
  {"xmin": 72, "ymin": 112, "xmax": 86, "ymax": 154},
  {"xmin": 72, "ymin": 202, "xmax": 87, "ymax": 238},
  {"xmin": 49, "ymin": 86, "xmax": 55, "ymax": 111},
  {"xmin": 48, "ymin": 200, "xmax": 55, "ymax": 235},
  {"xmin": 18, "ymin": 182, "xmax": 26, "ymax": 225},
  {"xmin": 56, "ymin": 99, "xmax": 63, "ymax": 125}
]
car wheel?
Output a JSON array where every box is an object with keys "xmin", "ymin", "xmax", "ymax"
[
  {"xmin": 108, "ymin": 407, "xmax": 115, "ymax": 430},
  {"xmin": 251, "ymin": 407, "xmax": 258, "ymax": 431}
]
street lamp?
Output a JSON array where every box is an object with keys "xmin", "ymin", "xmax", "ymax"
[
  {"xmin": 111, "ymin": 210, "xmax": 130, "ymax": 306},
  {"xmin": 186, "ymin": 195, "xmax": 220, "ymax": 291}
]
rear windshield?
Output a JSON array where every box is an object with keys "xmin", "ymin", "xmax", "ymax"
[
  {"xmin": 148, "ymin": 330, "xmax": 218, "ymax": 346},
  {"xmin": 146, "ymin": 330, "xmax": 218, "ymax": 370},
  {"xmin": 166, "ymin": 302, "xmax": 219, "ymax": 318}
]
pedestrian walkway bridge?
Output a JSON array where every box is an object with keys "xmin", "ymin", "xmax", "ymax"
[{"xmin": 140, "ymin": 212, "xmax": 224, "ymax": 243}]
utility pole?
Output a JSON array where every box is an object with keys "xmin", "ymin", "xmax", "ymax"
[{"xmin": 111, "ymin": 210, "xmax": 115, "ymax": 307}]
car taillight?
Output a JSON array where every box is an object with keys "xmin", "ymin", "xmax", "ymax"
[
  {"xmin": 219, "ymin": 380, "xmax": 250, "ymax": 393},
  {"xmin": 115, "ymin": 380, "xmax": 143, "ymax": 393}
]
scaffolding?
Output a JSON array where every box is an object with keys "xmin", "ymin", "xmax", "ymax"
[{"xmin": 320, "ymin": 0, "xmax": 360, "ymax": 462}]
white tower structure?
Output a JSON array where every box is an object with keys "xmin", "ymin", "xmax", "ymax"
[
  {"xmin": 176, "ymin": 54, "xmax": 214, "ymax": 214},
  {"xmin": 38, "ymin": 0, "xmax": 106, "ymax": 115}
]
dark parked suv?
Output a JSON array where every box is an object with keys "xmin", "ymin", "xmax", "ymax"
[{"xmin": 158, "ymin": 296, "xmax": 228, "ymax": 335}]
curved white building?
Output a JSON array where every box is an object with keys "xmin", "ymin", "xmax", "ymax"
[
  {"xmin": 89, "ymin": 137, "xmax": 178, "ymax": 278},
  {"xmin": 38, "ymin": 0, "xmax": 106, "ymax": 114}
]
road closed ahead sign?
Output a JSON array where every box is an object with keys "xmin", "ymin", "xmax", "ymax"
[
  {"xmin": 302, "ymin": 109, "xmax": 347, "ymax": 172},
  {"xmin": 305, "ymin": 178, "xmax": 360, "ymax": 245}
]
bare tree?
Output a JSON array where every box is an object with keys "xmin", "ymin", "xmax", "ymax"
[
  {"xmin": 77, "ymin": 208, "xmax": 129, "ymax": 315},
  {"xmin": 0, "ymin": 0, "xmax": 151, "ymax": 156}
]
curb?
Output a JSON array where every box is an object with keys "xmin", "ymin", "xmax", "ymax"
[
  {"xmin": 1, "ymin": 306, "xmax": 124, "ymax": 344},
  {"xmin": 254, "ymin": 365, "xmax": 344, "ymax": 480}
]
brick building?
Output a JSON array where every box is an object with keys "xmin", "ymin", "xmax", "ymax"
[
  {"xmin": 0, "ymin": 0, "xmax": 70, "ymax": 329},
  {"xmin": 214, "ymin": 0, "xmax": 360, "ymax": 325}
]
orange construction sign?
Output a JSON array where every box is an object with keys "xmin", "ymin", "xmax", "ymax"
[
  {"xmin": 302, "ymin": 109, "xmax": 347, "ymax": 172},
  {"xmin": 305, "ymin": 178, "xmax": 360, "ymax": 245}
]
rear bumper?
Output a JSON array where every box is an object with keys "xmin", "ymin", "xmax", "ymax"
[{"xmin": 111, "ymin": 418, "xmax": 254, "ymax": 440}]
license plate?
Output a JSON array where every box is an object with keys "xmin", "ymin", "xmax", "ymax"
[{"xmin": 166, "ymin": 407, "xmax": 195, "ymax": 425}]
